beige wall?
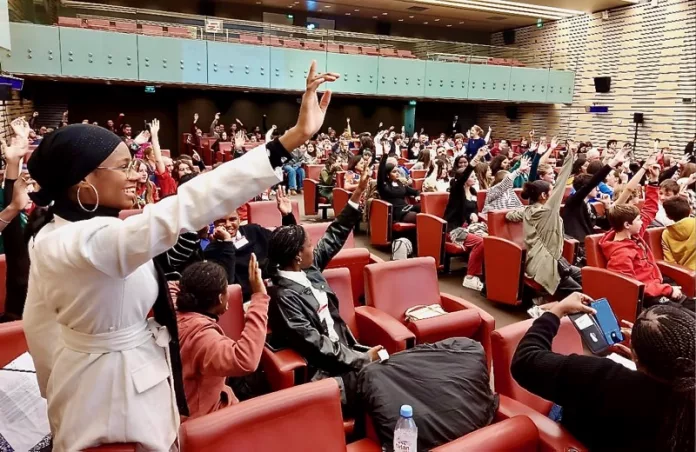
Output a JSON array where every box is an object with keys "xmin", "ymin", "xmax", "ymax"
[{"xmin": 480, "ymin": 0, "xmax": 696, "ymax": 159}]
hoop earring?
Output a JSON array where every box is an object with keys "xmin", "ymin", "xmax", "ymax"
[{"xmin": 77, "ymin": 182, "xmax": 99, "ymax": 212}]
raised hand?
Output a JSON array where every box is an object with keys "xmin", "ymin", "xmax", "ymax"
[
  {"xmin": 0, "ymin": 136, "xmax": 30, "ymax": 164},
  {"xmin": 234, "ymin": 131, "xmax": 246, "ymax": 149},
  {"xmin": 213, "ymin": 225, "xmax": 232, "ymax": 242},
  {"xmin": 149, "ymin": 118, "xmax": 160, "ymax": 136},
  {"xmin": 346, "ymin": 117, "xmax": 350, "ymax": 123},
  {"xmin": 11, "ymin": 117, "xmax": 31, "ymax": 140},
  {"xmin": 193, "ymin": 113, "xmax": 199, "ymax": 123},
  {"xmin": 549, "ymin": 136, "xmax": 559, "ymax": 150},
  {"xmin": 530, "ymin": 141, "xmax": 540, "ymax": 153},
  {"xmin": 609, "ymin": 146, "xmax": 628, "ymax": 167},
  {"xmin": 466, "ymin": 130, "xmax": 471, "ymax": 139},
  {"xmin": 192, "ymin": 151, "xmax": 201, "ymax": 162},
  {"xmin": 537, "ymin": 142, "xmax": 549, "ymax": 155},
  {"xmin": 518, "ymin": 156, "xmax": 531, "ymax": 173},
  {"xmin": 134, "ymin": 130, "xmax": 151, "ymax": 145},
  {"xmin": 215, "ymin": 112, "xmax": 220, "ymax": 120},
  {"xmin": 10, "ymin": 176, "xmax": 33, "ymax": 210},
  {"xmin": 295, "ymin": 60, "xmax": 339, "ymax": 140},
  {"xmin": 32, "ymin": 111, "xmax": 39, "ymax": 118},
  {"xmin": 275, "ymin": 186, "xmax": 292, "ymax": 216},
  {"xmin": 248, "ymin": 253, "xmax": 267, "ymax": 295}
]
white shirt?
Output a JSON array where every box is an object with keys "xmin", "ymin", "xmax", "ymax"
[
  {"xmin": 23, "ymin": 144, "xmax": 280, "ymax": 451},
  {"xmin": 277, "ymin": 270, "xmax": 340, "ymax": 342}
]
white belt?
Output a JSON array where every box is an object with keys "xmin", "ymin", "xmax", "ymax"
[{"xmin": 60, "ymin": 318, "xmax": 170, "ymax": 354}]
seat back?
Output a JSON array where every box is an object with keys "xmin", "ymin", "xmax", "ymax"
[
  {"xmin": 0, "ymin": 321, "xmax": 27, "ymax": 367},
  {"xmin": 476, "ymin": 190, "xmax": 487, "ymax": 212},
  {"xmin": 218, "ymin": 285, "xmax": 244, "ymax": 340},
  {"xmin": 421, "ymin": 192, "xmax": 449, "ymax": 218},
  {"xmin": 365, "ymin": 257, "xmax": 441, "ymax": 321},
  {"xmin": 431, "ymin": 416, "xmax": 539, "ymax": 452},
  {"xmin": 0, "ymin": 255, "xmax": 6, "ymax": 315},
  {"xmin": 305, "ymin": 164, "xmax": 324, "ymax": 180},
  {"xmin": 487, "ymin": 210, "xmax": 524, "ymax": 248},
  {"xmin": 584, "ymin": 233, "xmax": 607, "ymax": 268},
  {"xmin": 247, "ymin": 200, "xmax": 300, "ymax": 228},
  {"xmin": 303, "ymin": 222, "xmax": 355, "ymax": 249},
  {"xmin": 58, "ymin": 16, "xmax": 84, "ymax": 27},
  {"xmin": 411, "ymin": 169, "xmax": 427, "ymax": 179},
  {"xmin": 114, "ymin": 21, "xmax": 137, "ymax": 33},
  {"xmin": 322, "ymin": 268, "xmax": 357, "ymax": 337},
  {"xmin": 644, "ymin": 227, "xmax": 664, "ymax": 259},
  {"xmin": 492, "ymin": 317, "xmax": 583, "ymax": 415},
  {"xmin": 179, "ymin": 379, "xmax": 346, "ymax": 452}
]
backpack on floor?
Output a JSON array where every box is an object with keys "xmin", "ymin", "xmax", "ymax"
[{"xmin": 391, "ymin": 238, "xmax": 413, "ymax": 261}]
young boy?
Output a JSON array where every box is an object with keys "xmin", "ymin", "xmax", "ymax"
[
  {"xmin": 661, "ymin": 196, "xmax": 696, "ymax": 270},
  {"xmin": 599, "ymin": 168, "xmax": 685, "ymax": 306},
  {"xmin": 655, "ymin": 179, "xmax": 680, "ymax": 226}
]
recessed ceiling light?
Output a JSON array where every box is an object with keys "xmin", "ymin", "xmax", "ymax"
[
  {"xmin": 447, "ymin": 24, "xmax": 452, "ymax": 26},
  {"xmin": 256, "ymin": 1, "xmax": 261, "ymax": 3},
  {"xmin": 409, "ymin": 15, "xmax": 414, "ymax": 18},
  {"xmin": 345, "ymin": 12, "xmax": 350, "ymax": 15},
  {"xmin": 434, "ymin": 18, "xmax": 440, "ymax": 21},
  {"xmin": 459, "ymin": 21, "xmax": 464, "ymax": 24},
  {"xmin": 324, "ymin": 4, "xmax": 330, "ymax": 7},
  {"xmin": 398, "ymin": 18, "xmax": 404, "ymax": 21},
  {"xmin": 372, "ymin": 15, "xmax": 378, "ymax": 18},
  {"xmin": 382, "ymin": 12, "xmax": 388, "ymax": 15},
  {"xmin": 423, "ymin": 21, "xmax": 428, "ymax": 24},
  {"xmin": 354, "ymin": 8, "xmax": 359, "ymax": 11}
]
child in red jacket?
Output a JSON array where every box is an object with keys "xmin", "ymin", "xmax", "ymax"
[
  {"xmin": 176, "ymin": 254, "xmax": 270, "ymax": 418},
  {"xmin": 599, "ymin": 170, "xmax": 685, "ymax": 305}
]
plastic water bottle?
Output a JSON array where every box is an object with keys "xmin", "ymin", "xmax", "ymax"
[{"xmin": 393, "ymin": 404, "xmax": 417, "ymax": 452}]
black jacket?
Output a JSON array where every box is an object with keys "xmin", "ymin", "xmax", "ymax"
[
  {"xmin": 562, "ymin": 164, "xmax": 612, "ymax": 243},
  {"xmin": 204, "ymin": 213, "xmax": 296, "ymax": 300},
  {"xmin": 267, "ymin": 204, "xmax": 369, "ymax": 377},
  {"xmin": 444, "ymin": 163, "xmax": 476, "ymax": 232},
  {"xmin": 377, "ymin": 153, "xmax": 420, "ymax": 221}
]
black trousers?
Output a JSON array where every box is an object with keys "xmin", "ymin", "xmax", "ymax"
[{"xmin": 555, "ymin": 258, "xmax": 583, "ymax": 298}]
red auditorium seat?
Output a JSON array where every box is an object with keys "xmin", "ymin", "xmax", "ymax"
[
  {"xmin": 368, "ymin": 199, "xmax": 416, "ymax": 246},
  {"xmin": 85, "ymin": 19, "xmax": 111, "ymax": 31},
  {"xmin": 343, "ymin": 45, "xmax": 361, "ymax": 55},
  {"xmin": 303, "ymin": 40, "xmax": 324, "ymax": 51},
  {"xmin": 327, "ymin": 43, "xmax": 341, "ymax": 53},
  {"xmin": 411, "ymin": 178, "xmax": 425, "ymax": 191},
  {"xmin": 304, "ymin": 164, "xmax": 324, "ymax": 180},
  {"xmin": 416, "ymin": 193, "xmax": 467, "ymax": 272},
  {"xmin": 284, "ymin": 39, "xmax": 303, "ymax": 49},
  {"xmin": 114, "ymin": 21, "xmax": 137, "ymax": 34},
  {"xmin": 397, "ymin": 49, "xmax": 416, "ymax": 59},
  {"xmin": 491, "ymin": 317, "xmax": 583, "ymax": 415},
  {"xmin": 326, "ymin": 248, "xmax": 383, "ymax": 304},
  {"xmin": 0, "ymin": 321, "xmax": 27, "ymax": 368},
  {"xmin": 58, "ymin": 17, "xmax": 84, "ymax": 28},
  {"xmin": 160, "ymin": 149, "xmax": 171, "ymax": 157},
  {"xmin": 410, "ymin": 169, "xmax": 427, "ymax": 179},
  {"xmin": 483, "ymin": 210, "xmax": 577, "ymax": 305},
  {"xmin": 179, "ymin": 379, "xmax": 381, "ymax": 452},
  {"xmin": 0, "ymin": 255, "xmax": 6, "ymax": 315},
  {"xmin": 379, "ymin": 48, "xmax": 398, "ymax": 57},
  {"xmin": 118, "ymin": 209, "xmax": 142, "ymax": 220},
  {"xmin": 302, "ymin": 222, "xmax": 355, "ymax": 249},
  {"xmin": 302, "ymin": 179, "xmax": 331, "ymax": 219},
  {"xmin": 246, "ymin": 200, "xmax": 300, "ymax": 228},
  {"xmin": 331, "ymin": 187, "xmax": 352, "ymax": 221},
  {"xmin": 583, "ymin": 234, "xmax": 645, "ymax": 323},
  {"xmin": 644, "ymin": 227, "xmax": 695, "ymax": 296},
  {"xmin": 141, "ymin": 24, "xmax": 164, "ymax": 36},
  {"xmin": 218, "ymin": 285, "xmax": 244, "ymax": 340},
  {"xmin": 364, "ymin": 257, "xmax": 494, "ymax": 369},
  {"xmin": 167, "ymin": 26, "xmax": 191, "ymax": 38},
  {"xmin": 240, "ymin": 34, "xmax": 261, "ymax": 45},
  {"xmin": 361, "ymin": 46, "xmax": 380, "ymax": 56}
]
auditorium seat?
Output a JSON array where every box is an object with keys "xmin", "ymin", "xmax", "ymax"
[
  {"xmin": 644, "ymin": 227, "xmax": 695, "ymax": 296},
  {"xmin": 167, "ymin": 26, "xmax": 191, "ymax": 38},
  {"xmin": 304, "ymin": 41, "xmax": 325, "ymax": 51},
  {"xmin": 411, "ymin": 178, "xmax": 425, "ymax": 191},
  {"xmin": 58, "ymin": 17, "xmax": 84, "ymax": 28},
  {"xmin": 302, "ymin": 222, "xmax": 355, "ymax": 249},
  {"xmin": 327, "ymin": 248, "xmax": 383, "ymax": 304},
  {"xmin": 483, "ymin": 210, "xmax": 577, "ymax": 305},
  {"xmin": 410, "ymin": 169, "xmax": 427, "ymax": 179},
  {"xmin": 218, "ymin": 285, "xmax": 244, "ymax": 340},
  {"xmin": 113, "ymin": 21, "xmax": 137, "ymax": 33},
  {"xmin": 179, "ymin": 379, "xmax": 381, "ymax": 452},
  {"xmin": 0, "ymin": 320, "xmax": 27, "ymax": 368},
  {"xmin": 327, "ymin": 43, "xmax": 341, "ymax": 53},
  {"xmin": 240, "ymin": 34, "xmax": 260, "ymax": 45},
  {"xmin": 397, "ymin": 50, "xmax": 416, "ymax": 59},
  {"xmin": 379, "ymin": 48, "xmax": 398, "ymax": 57},
  {"xmin": 304, "ymin": 164, "xmax": 324, "ymax": 180},
  {"xmin": 160, "ymin": 149, "xmax": 171, "ymax": 157},
  {"xmin": 583, "ymin": 233, "xmax": 645, "ymax": 323},
  {"xmin": 361, "ymin": 46, "xmax": 380, "ymax": 56},
  {"xmin": 85, "ymin": 19, "xmax": 111, "ymax": 31},
  {"xmin": 491, "ymin": 317, "xmax": 583, "ymax": 415},
  {"xmin": 284, "ymin": 39, "xmax": 303, "ymax": 49},
  {"xmin": 302, "ymin": 179, "xmax": 331, "ymax": 220},
  {"xmin": 343, "ymin": 45, "xmax": 361, "ymax": 55},
  {"xmin": 332, "ymin": 187, "xmax": 352, "ymax": 221},
  {"xmin": 246, "ymin": 200, "xmax": 300, "ymax": 228},
  {"xmin": 416, "ymin": 193, "xmax": 467, "ymax": 272},
  {"xmin": 365, "ymin": 257, "xmax": 494, "ymax": 369},
  {"xmin": 368, "ymin": 199, "xmax": 416, "ymax": 247},
  {"xmin": 141, "ymin": 24, "xmax": 164, "ymax": 36},
  {"xmin": 0, "ymin": 255, "xmax": 6, "ymax": 315}
]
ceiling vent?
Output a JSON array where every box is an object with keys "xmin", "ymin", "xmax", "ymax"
[{"xmin": 406, "ymin": 6, "xmax": 429, "ymax": 11}]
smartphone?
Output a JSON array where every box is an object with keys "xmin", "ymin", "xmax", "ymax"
[
  {"xmin": 592, "ymin": 298, "xmax": 624, "ymax": 345},
  {"xmin": 569, "ymin": 312, "xmax": 610, "ymax": 354}
]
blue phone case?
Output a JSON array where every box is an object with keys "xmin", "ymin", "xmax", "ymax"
[{"xmin": 591, "ymin": 298, "xmax": 623, "ymax": 345}]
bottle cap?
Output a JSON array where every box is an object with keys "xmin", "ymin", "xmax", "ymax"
[{"xmin": 400, "ymin": 404, "xmax": 413, "ymax": 418}]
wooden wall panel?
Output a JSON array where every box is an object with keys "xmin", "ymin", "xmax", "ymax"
[
  {"xmin": 481, "ymin": 0, "xmax": 695, "ymax": 158},
  {"xmin": 0, "ymin": 90, "xmax": 34, "ymax": 140}
]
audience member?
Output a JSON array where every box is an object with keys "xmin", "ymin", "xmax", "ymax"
[
  {"xmin": 377, "ymin": 151, "xmax": 421, "ymax": 224},
  {"xmin": 661, "ymin": 196, "xmax": 695, "ymax": 270},
  {"xmin": 482, "ymin": 156, "xmax": 529, "ymax": 214},
  {"xmin": 319, "ymin": 154, "xmax": 342, "ymax": 203}
]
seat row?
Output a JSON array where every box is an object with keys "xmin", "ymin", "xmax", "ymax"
[
  {"xmin": 0, "ymin": 255, "xmax": 587, "ymax": 451},
  {"xmin": 57, "ymin": 17, "xmax": 192, "ymax": 38}
]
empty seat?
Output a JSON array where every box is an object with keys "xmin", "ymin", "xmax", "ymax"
[
  {"xmin": 327, "ymin": 43, "xmax": 341, "ymax": 53},
  {"xmin": 304, "ymin": 41, "xmax": 325, "ymax": 51},
  {"xmin": 141, "ymin": 24, "xmax": 164, "ymax": 36},
  {"xmin": 167, "ymin": 26, "xmax": 191, "ymax": 38},
  {"xmin": 85, "ymin": 19, "xmax": 111, "ymax": 30},
  {"xmin": 343, "ymin": 45, "xmax": 360, "ymax": 55},
  {"xmin": 114, "ymin": 21, "xmax": 138, "ymax": 33},
  {"xmin": 284, "ymin": 39, "xmax": 303, "ymax": 49},
  {"xmin": 246, "ymin": 200, "xmax": 300, "ymax": 228},
  {"xmin": 240, "ymin": 34, "xmax": 261, "ymax": 45},
  {"xmin": 58, "ymin": 17, "xmax": 84, "ymax": 28},
  {"xmin": 397, "ymin": 49, "xmax": 416, "ymax": 59},
  {"xmin": 361, "ymin": 46, "xmax": 380, "ymax": 56},
  {"xmin": 379, "ymin": 48, "xmax": 398, "ymax": 57}
]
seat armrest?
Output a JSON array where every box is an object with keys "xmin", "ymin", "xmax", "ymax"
[
  {"xmin": 369, "ymin": 199, "xmax": 393, "ymax": 246},
  {"xmin": 303, "ymin": 179, "xmax": 319, "ymax": 216},
  {"xmin": 407, "ymin": 309, "xmax": 482, "ymax": 345},
  {"xmin": 440, "ymin": 293, "xmax": 495, "ymax": 371},
  {"xmin": 369, "ymin": 254, "xmax": 384, "ymax": 264},
  {"xmin": 416, "ymin": 213, "xmax": 446, "ymax": 269},
  {"xmin": 260, "ymin": 347, "xmax": 307, "ymax": 391},
  {"xmin": 354, "ymin": 306, "xmax": 415, "ymax": 353},
  {"xmin": 332, "ymin": 188, "xmax": 352, "ymax": 217},
  {"xmin": 657, "ymin": 260, "xmax": 696, "ymax": 297},
  {"xmin": 562, "ymin": 238, "xmax": 578, "ymax": 264},
  {"xmin": 581, "ymin": 267, "xmax": 645, "ymax": 324},
  {"xmin": 497, "ymin": 395, "xmax": 587, "ymax": 452},
  {"xmin": 482, "ymin": 236, "xmax": 525, "ymax": 306}
]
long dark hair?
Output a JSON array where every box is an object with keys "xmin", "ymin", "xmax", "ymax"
[
  {"xmin": 632, "ymin": 304, "xmax": 695, "ymax": 452},
  {"xmin": 176, "ymin": 261, "xmax": 228, "ymax": 314},
  {"xmin": 267, "ymin": 225, "xmax": 307, "ymax": 278},
  {"xmin": 521, "ymin": 180, "xmax": 551, "ymax": 203}
]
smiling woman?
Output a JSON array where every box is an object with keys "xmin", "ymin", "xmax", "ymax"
[{"xmin": 20, "ymin": 60, "xmax": 339, "ymax": 450}]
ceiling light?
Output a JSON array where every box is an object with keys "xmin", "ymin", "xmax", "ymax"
[
  {"xmin": 409, "ymin": 15, "xmax": 414, "ymax": 18},
  {"xmin": 255, "ymin": 1, "xmax": 261, "ymax": 3},
  {"xmin": 434, "ymin": 18, "xmax": 440, "ymax": 21},
  {"xmin": 324, "ymin": 4, "xmax": 330, "ymax": 7},
  {"xmin": 405, "ymin": 0, "xmax": 582, "ymax": 20},
  {"xmin": 447, "ymin": 24, "xmax": 452, "ymax": 26},
  {"xmin": 398, "ymin": 18, "xmax": 404, "ymax": 21},
  {"xmin": 372, "ymin": 15, "xmax": 378, "ymax": 18},
  {"xmin": 354, "ymin": 8, "xmax": 359, "ymax": 11},
  {"xmin": 459, "ymin": 21, "xmax": 464, "ymax": 23},
  {"xmin": 382, "ymin": 12, "xmax": 388, "ymax": 15},
  {"xmin": 424, "ymin": 21, "xmax": 429, "ymax": 24},
  {"xmin": 345, "ymin": 12, "xmax": 351, "ymax": 15}
]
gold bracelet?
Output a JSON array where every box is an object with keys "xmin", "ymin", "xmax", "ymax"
[{"xmin": 0, "ymin": 217, "xmax": 11, "ymax": 225}]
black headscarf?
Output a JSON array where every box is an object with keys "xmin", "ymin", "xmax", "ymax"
[{"xmin": 26, "ymin": 124, "xmax": 190, "ymax": 416}]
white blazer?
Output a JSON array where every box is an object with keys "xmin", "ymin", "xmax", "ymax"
[{"xmin": 23, "ymin": 145, "xmax": 280, "ymax": 451}]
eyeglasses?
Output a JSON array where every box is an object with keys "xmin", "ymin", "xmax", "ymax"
[{"xmin": 97, "ymin": 159, "xmax": 138, "ymax": 174}]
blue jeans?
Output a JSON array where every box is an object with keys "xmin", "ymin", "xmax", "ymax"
[{"xmin": 284, "ymin": 165, "xmax": 305, "ymax": 190}]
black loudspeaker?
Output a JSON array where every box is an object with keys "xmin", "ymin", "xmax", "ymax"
[
  {"xmin": 503, "ymin": 29, "xmax": 515, "ymax": 45},
  {"xmin": 633, "ymin": 113, "xmax": 644, "ymax": 124},
  {"xmin": 594, "ymin": 77, "xmax": 611, "ymax": 93},
  {"xmin": 0, "ymin": 84, "xmax": 11, "ymax": 101},
  {"xmin": 376, "ymin": 21, "xmax": 391, "ymax": 36},
  {"xmin": 505, "ymin": 105, "xmax": 518, "ymax": 120}
]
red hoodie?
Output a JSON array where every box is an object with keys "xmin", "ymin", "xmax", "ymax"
[
  {"xmin": 176, "ymin": 293, "xmax": 269, "ymax": 418},
  {"xmin": 599, "ymin": 185, "xmax": 673, "ymax": 298}
]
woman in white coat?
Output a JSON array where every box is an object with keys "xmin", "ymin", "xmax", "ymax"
[{"xmin": 22, "ymin": 62, "xmax": 338, "ymax": 451}]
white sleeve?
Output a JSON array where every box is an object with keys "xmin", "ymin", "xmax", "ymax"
[{"xmin": 73, "ymin": 145, "xmax": 281, "ymax": 279}]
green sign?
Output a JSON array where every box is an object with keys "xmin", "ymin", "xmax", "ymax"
[
  {"xmin": 409, "ymin": 100, "xmax": 417, "ymax": 106},
  {"xmin": 144, "ymin": 85, "xmax": 156, "ymax": 93},
  {"xmin": 536, "ymin": 18, "xmax": 543, "ymax": 28}
]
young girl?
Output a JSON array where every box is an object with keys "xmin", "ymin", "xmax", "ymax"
[
  {"xmin": 177, "ymin": 256, "xmax": 270, "ymax": 418},
  {"xmin": 423, "ymin": 160, "xmax": 450, "ymax": 193},
  {"xmin": 135, "ymin": 158, "xmax": 159, "ymax": 207},
  {"xmin": 377, "ymin": 155, "xmax": 420, "ymax": 224}
]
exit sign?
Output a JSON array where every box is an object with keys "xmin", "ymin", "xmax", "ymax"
[
  {"xmin": 409, "ymin": 100, "xmax": 417, "ymax": 106},
  {"xmin": 144, "ymin": 85, "xmax": 156, "ymax": 93},
  {"xmin": 536, "ymin": 18, "xmax": 543, "ymax": 28}
]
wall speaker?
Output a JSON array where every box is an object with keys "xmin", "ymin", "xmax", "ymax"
[
  {"xmin": 503, "ymin": 29, "xmax": 515, "ymax": 45},
  {"xmin": 594, "ymin": 76, "xmax": 611, "ymax": 93},
  {"xmin": 633, "ymin": 113, "xmax": 644, "ymax": 124},
  {"xmin": 505, "ymin": 105, "xmax": 518, "ymax": 120}
]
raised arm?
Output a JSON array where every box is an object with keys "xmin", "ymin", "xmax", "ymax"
[
  {"xmin": 209, "ymin": 113, "xmax": 220, "ymax": 135},
  {"xmin": 546, "ymin": 147, "xmax": 574, "ymax": 213},
  {"xmin": 483, "ymin": 126, "xmax": 492, "ymax": 145},
  {"xmin": 265, "ymin": 125, "xmax": 276, "ymax": 143},
  {"xmin": 149, "ymin": 119, "xmax": 166, "ymax": 175}
]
